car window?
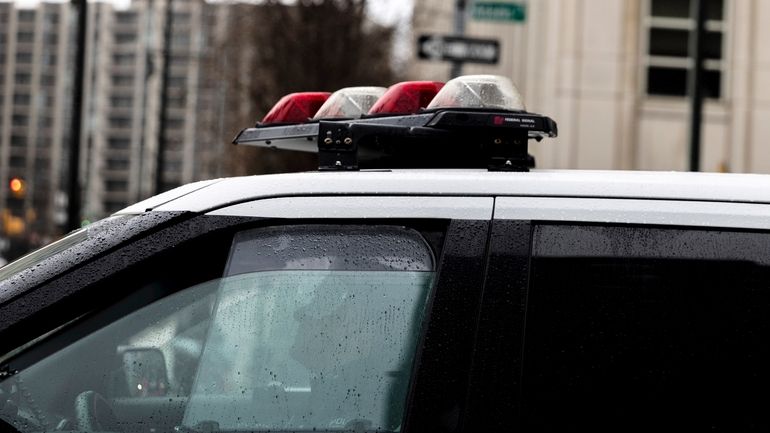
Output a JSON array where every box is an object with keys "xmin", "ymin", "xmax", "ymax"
[
  {"xmin": 0, "ymin": 224, "xmax": 436, "ymax": 433},
  {"xmin": 522, "ymin": 224, "xmax": 770, "ymax": 431}
]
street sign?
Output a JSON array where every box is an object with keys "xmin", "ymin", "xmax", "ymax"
[
  {"xmin": 472, "ymin": 1, "xmax": 527, "ymax": 22},
  {"xmin": 417, "ymin": 35, "xmax": 500, "ymax": 65}
]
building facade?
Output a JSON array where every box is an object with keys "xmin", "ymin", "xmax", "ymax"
[
  {"xmin": 0, "ymin": 1, "xmax": 72, "ymax": 247},
  {"xmin": 0, "ymin": 0, "xmax": 229, "ymax": 253},
  {"xmin": 81, "ymin": 0, "xmax": 228, "ymax": 218},
  {"xmin": 411, "ymin": 0, "xmax": 770, "ymax": 173}
]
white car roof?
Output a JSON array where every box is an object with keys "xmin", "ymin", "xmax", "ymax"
[{"xmin": 116, "ymin": 169, "xmax": 770, "ymax": 215}]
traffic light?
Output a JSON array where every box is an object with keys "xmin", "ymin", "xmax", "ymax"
[
  {"xmin": 9, "ymin": 177, "xmax": 26, "ymax": 199},
  {"xmin": 4, "ymin": 177, "xmax": 26, "ymax": 237},
  {"xmin": 7, "ymin": 177, "xmax": 26, "ymax": 215}
]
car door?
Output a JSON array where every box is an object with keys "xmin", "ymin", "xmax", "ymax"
[
  {"xmin": 474, "ymin": 196, "xmax": 770, "ymax": 431},
  {"xmin": 0, "ymin": 195, "xmax": 494, "ymax": 433}
]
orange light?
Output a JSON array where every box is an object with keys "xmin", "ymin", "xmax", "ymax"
[{"xmin": 9, "ymin": 178, "xmax": 23, "ymax": 194}]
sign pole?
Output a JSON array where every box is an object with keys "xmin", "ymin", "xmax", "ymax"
[
  {"xmin": 155, "ymin": 0, "xmax": 174, "ymax": 194},
  {"xmin": 451, "ymin": 0, "xmax": 467, "ymax": 78},
  {"xmin": 66, "ymin": 0, "xmax": 87, "ymax": 231},
  {"xmin": 688, "ymin": 0, "xmax": 706, "ymax": 172}
]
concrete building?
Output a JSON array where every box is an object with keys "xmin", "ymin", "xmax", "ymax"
[
  {"xmin": 0, "ymin": 0, "xmax": 229, "ymax": 247},
  {"xmin": 82, "ymin": 0, "xmax": 229, "ymax": 218},
  {"xmin": 411, "ymin": 0, "xmax": 769, "ymax": 173},
  {"xmin": 0, "ymin": 1, "xmax": 72, "ymax": 240}
]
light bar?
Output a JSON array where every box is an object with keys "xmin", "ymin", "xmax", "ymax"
[
  {"xmin": 233, "ymin": 75, "xmax": 558, "ymax": 172},
  {"xmin": 313, "ymin": 86, "xmax": 387, "ymax": 119},
  {"xmin": 427, "ymin": 75, "xmax": 525, "ymax": 111},
  {"xmin": 260, "ymin": 92, "xmax": 330, "ymax": 125},
  {"xmin": 368, "ymin": 81, "xmax": 444, "ymax": 115}
]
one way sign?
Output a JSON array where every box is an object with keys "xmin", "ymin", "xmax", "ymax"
[{"xmin": 417, "ymin": 35, "xmax": 500, "ymax": 65}]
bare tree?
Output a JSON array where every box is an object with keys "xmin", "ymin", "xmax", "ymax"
[{"xmin": 219, "ymin": 0, "xmax": 398, "ymax": 175}]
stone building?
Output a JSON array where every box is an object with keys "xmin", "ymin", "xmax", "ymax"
[{"xmin": 411, "ymin": 0, "xmax": 769, "ymax": 173}]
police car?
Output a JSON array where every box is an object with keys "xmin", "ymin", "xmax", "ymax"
[{"xmin": 1, "ymin": 75, "xmax": 770, "ymax": 433}]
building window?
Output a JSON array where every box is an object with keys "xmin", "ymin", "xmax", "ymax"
[
  {"xmin": 106, "ymin": 158, "xmax": 129, "ymax": 171},
  {"xmin": 40, "ymin": 74, "xmax": 56, "ymax": 86},
  {"xmin": 42, "ymin": 53, "xmax": 56, "ymax": 66},
  {"xmin": 16, "ymin": 32, "xmax": 34, "ymax": 43},
  {"xmin": 109, "ymin": 117, "xmax": 132, "ymax": 129},
  {"xmin": 9, "ymin": 156, "xmax": 26, "ymax": 169},
  {"xmin": 34, "ymin": 156, "xmax": 50, "ymax": 173},
  {"xmin": 37, "ymin": 116, "xmax": 53, "ymax": 129},
  {"xmin": 166, "ymin": 117, "xmax": 185, "ymax": 129},
  {"xmin": 173, "ymin": 12, "xmax": 191, "ymax": 26},
  {"xmin": 18, "ymin": 10, "xmax": 35, "ymax": 22},
  {"xmin": 107, "ymin": 137, "xmax": 131, "ymax": 149},
  {"xmin": 114, "ymin": 33, "xmax": 136, "ymax": 44},
  {"xmin": 168, "ymin": 95, "xmax": 186, "ymax": 109},
  {"xmin": 115, "ymin": 11, "xmax": 137, "ymax": 25},
  {"xmin": 14, "ymin": 73, "xmax": 31, "ymax": 85},
  {"xmin": 172, "ymin": 33, "xmax": 190, "ymax": 47},
  {"xmin": 104, "ymin": 180, "xmax": 128, "ymax": 192},
  {"xmin": 112, "ymin": 74, "xmax": 134, "ymax": 87},
  {"xmin": 13, "ymin": 93, "xmax": 30, "ymax": 105},
  {"xmin": 16, "ymin": 52, "xmax": 33, "ymax": 64},
  {"xmin": 44, "ymin": 11, "xmax": 59, "ymax": 25},
  {"xmin": 10, "ymin": 135, "xmax": 26, "ymax": 147},
  {"xmin": 168, "ymin": 76, "xmax": 186, "ymax": 88},
  {"xmin": 644, "ymin": 0, "xmax": 725, "ymax": 98},
  {"xmin": 112, "ymin": 53, "xmax": 135, "ymax": 65},
  {"xmin": 110, "ymin": 95, "xmax": 133, "ymax": 107},
  {"xmin": 12, "ymin": 114, "xmax": 28, "ymax": 127}
]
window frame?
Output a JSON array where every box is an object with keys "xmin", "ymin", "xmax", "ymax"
[
  {"xmin": 640, "ymin": 0, "xmax": 730, "ymax": 100},
  {"xmin": 482, "ymin": 193, "xmax": 770, "ymax": 430}
]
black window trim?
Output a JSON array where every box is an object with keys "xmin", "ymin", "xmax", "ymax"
[{"xmin": 403, "ymin": 219, "xmax": 493, "ymax": 433}]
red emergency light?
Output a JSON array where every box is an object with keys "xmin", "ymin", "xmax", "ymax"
[
  {"xmin": 368, "ymin": 81, "xmax": 445, "ymax": 115},
  {"xmin": 260, "ymin": 92, "xmax": 331, "ymax": 125}
]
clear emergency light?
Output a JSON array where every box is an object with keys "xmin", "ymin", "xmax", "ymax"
[
  {"xmin": 427, "ymin": 75, "xmax": 525, "ymax": 111},
  {"xmin": 233, "ymin": 75, "xmax": 557, "ymax": 172},
  {"xmin": 313, "ymin": 87, "xmax": 386, "ymax": 119}
]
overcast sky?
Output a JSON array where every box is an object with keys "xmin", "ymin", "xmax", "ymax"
[
  {"xmin": 4, "ymin": 0, "xmax": 415, "ymax": 67},
  {"xmin": 5, "ymin": 0, "xmax": 414, "ymax": 21},
  {"xmin": 367, "ymin": 0, "xmax": 412, "ymax": 27}
]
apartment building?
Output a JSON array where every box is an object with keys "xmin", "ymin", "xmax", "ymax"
[
  {"xmin": 0, "ymin": 1, "xmax": 71, "ymax": 239},
  {"xmin": 0, "ymin": 0, "xmax": 230, "ymax": 246},
  {"xmin": 411, "ymin": 0, "xmax": 770, "ymax": 173},
  {"xmin": 82, "ymin": 0, "xmax": 229, "ymax": 218}
]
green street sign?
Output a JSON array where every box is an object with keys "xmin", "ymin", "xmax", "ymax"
[{"xmin": 472, "ymin": 2, "xmax": 527, "ymax": 22}]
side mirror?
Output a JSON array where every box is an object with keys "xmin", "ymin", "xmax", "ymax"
[{"xmin": 120, "ymin": 348, "xmax": 169, "ymax": 397}]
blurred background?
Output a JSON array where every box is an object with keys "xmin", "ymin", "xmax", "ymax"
[{"xmin": 0, "ymin": 0, "xmax": 767, "ymax": 261}]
